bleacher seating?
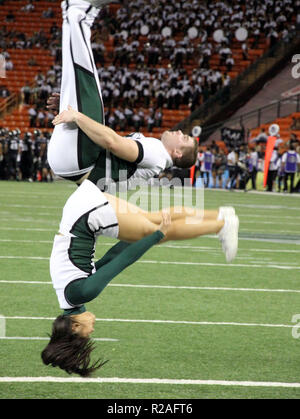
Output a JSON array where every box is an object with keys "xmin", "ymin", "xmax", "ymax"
[
  {"xmin": 0, "ymin": 0, "xmax": 279, "ymax": 137},
  {"xmin": 249, "ymin": 112, "xmax": 300, "ymax": 149}
]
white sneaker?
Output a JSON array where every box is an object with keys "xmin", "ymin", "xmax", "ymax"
[
  {"xmin": 217, "ymin": 206, "xmax": 235, "ymax": 221},
  {"xmin": 218, "ymin": 214, "xmax": 239, "ymax": 263}
]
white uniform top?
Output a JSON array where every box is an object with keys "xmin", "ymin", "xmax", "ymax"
[
  {"xmin": 125, "ymin": 133, "xmax": 173, "ymax": 187},
  {"xmin": 50, "ymin": 180, "xmax": 119, "ymax": 310},
  {"xmin": 281, "ymin": 151, "xmax": 300, "ymax": 164},
  {"xmin": 269, "ymin": 150, "xmax": 279, "ymax": 171},
  {"xmin": 48, "ymin": 130, "xmax": 173, "ymax": 182},
  {"xmin": 227, "ymin": 151, "xmax": 236, "ymax": 166}
]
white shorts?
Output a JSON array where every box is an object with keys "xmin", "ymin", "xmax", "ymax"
[{"xmin": 50, "ymin": 179, "xmax": 119, "ymax": 309}]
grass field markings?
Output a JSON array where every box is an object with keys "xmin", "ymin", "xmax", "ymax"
[
  {"xmin": 0, "ymin": 218, "xmax": 58, "ymax": 225},
  {"xmin": 0, "ymin": 203, "xmax": 61, "ymax": 209},
  {"xmin": 0, "ymin": 209, "xmax": 60, "ymax": 215},
  {"xmin": 0, "ymin": 280, "xmax": 52, "ymax": 284},
  {"xmin": 6, "ymin": 213, "xmax": 299, "ymax": 226},
  {"xmin": 0, "ymin": 336, "xmax": 118, "ymax": 342},
  {"xmin": 0, "ymin": 227, "xmax": 55, "ymax": 232},
  {"xmin": 238, "ymin": 214, "xmax": 300, "ymax": 220},
  {"xmin": 173, "ymin": 234, "xmax": 300, "ymax": 245},
  {"xmin": 1, "ymin": 238, "xmax": 300, "ymax": 254},
  {"xmin": 0, "ymin": 255, "xmax": 299, "ymax": 270},
  {"xmin": 2, "ymin": 376, "xmax": 300, "ymax": 388},
  {"xmin": 2, "ymin": 279, "xmax": 300, "ymax": 294},
  {"xmin": 239, "ymin": 229, "xmax": 300, "ymax": 234},
  {"xmin": 0, "ymin": 239, "xmax": 53, "ymax": 244},
  {"xmin": 0, "ymin": 256, "xmax": 49, "ymax": 260},
  {"xmin": 238, "ymin": 237, "xmax": 300, "ymax": 245},
  {"xmin": 161, "ymin": 243, "xmax": 300, "ymax": 253},
  {"xmin": 240, "ymin": 220, "xmax": 300, "ymax": 226},
  {"xmin": 2, "ymin": 315, "xmax": 296, "ymax": 329},
  {"xmin": 228, "ymin": 204, "xmax": 300, "ymax": 210},
  {"xmin": 139, "ymin": 260, "xmax": 300, "ymax": 270},
  {"xmin": 0, "ymin": 187, "xmax": 75, "ymax": 196},
  {"xmin": 2, "ymin": 198, "xmax": 298, "ymax": 213},
  {"xmin": 1, "ymin": 238, "xmax": 299, "ymax": 254},
  {"xmin": 136, "ymin": 188, "xmax": 300, "ymax": 200}
]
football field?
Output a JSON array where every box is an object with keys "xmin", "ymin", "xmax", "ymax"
[{"xmin": 0, "ymin": 180, "xmax": 300, "ymax": 399}]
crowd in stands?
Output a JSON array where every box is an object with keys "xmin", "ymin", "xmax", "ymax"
[{"xmin": 1, "ymin": 0, "xmax": 299, "ymax": 116}]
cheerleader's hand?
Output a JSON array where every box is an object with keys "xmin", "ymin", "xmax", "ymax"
[
  {"xmin": 52, "ymin": 105, "xmax": 79, "ymax": 125},
  {"xmin": 158, "ymin": 210, "xmax": 171, "ymax": 236}
]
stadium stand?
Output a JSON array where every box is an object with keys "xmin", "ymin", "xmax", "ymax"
[
  {"xmin": 1, "ymin": 0, "xmax": 300, "ymax": 190},
  {"xmin": 249, "ymin": 112, "xmax": 300, "ymax": 148},
  {"xmin": 0, "ymin": 0, "xmax": 287, "ymax": 136}
]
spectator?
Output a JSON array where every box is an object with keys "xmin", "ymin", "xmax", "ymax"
[
  {"xmin": 219, "ymin": 44, "xmax": 232, "ymax": 66},
  {"xmin": 5, "ymin": 58, "xmax": 13, "ymax": 71},
  {"xmin": 107, "ymin": 111, "xmax": 117, "ymax": 130},
  {"xmin": 288, "ymin": 133, "xmax": 300, "ymax": 148},
  {"xmin": 199, "ymin": 147, "xmax": 214, "ymax": 188},
  {"xmin": 154, "ymin": 108, "xmax": 163, "ymax": 127},
  {"xmin": 282, "ymin": 143, "xmax": 300, "ymax": 193},
  {"xmin": 225, "ymin": 54, "xmax": 235, "ymax": 72},
  {"xmin": 19, "ymin": 132, "xmax": 34, "ymax": 181},
  {"xmin": 256, "ymin": 128, "xmax": 268, "ymax": 143},
  {"xmin": 114, "ymin": 108, "xmax": 126, "ymax": 131},
  {"xmin": 266, "ymin": 147, "xmax": 279, "ymax": 192},
  {"xmin": 0, "ymin": 85, "xmax": 10, "ymax": 98},
  {"xmin": 146, "ymin": 112, "xmax": 155, "ymax": 132},
  {"xmin": 28, "ymin": 56, "xmax": 38, "ymax": 67},
  {"xmin": 212, "ymin": 148, "xmax": 227, "ymax": 188},
  {"xmin": 247, "ymin": 145, "xmax": 260, "ymax": 190},
  {"xmin": 42, "ymin": 7, "xmax": 55, "ymax": 18},
  {"xmin": 28, "ymin": 106, "xmax": 37, "ymax": 127},
  {"xmin": 21, "ymin": 1, "xmax": 35, "ymax": 13},
  {"xmin": 277, "ymin": 151, "xmax": 285, "ymax": 193},
  {"xmin": 290, "ymin": 117, "xmax": 300, "ymax": 130},
  {"xmin": 241, "ymin": 41, "xmax": 249, "ymax": 60},
  {"xmin": 5, "ymin": 10, "xmax": 15, "ymax": 22},
  {"xmin": 37, "ymin": 110, "xmax": 46, "ymax": 128},
  {"xmin": 21, "ymin": 82, "xmax": 32, "ymax": 104},
  {"xmin": 124, "ymin": 106, "xmax": 133, "ymax": 127},
  {"xmin": 226, "ymin": 147, "xmax": 238, "ymax": 189},
  {"xmin": 46, "ymin": 110, "xmax": 55, "ymax": 128},
  {"xmin": 132, "ymin": 113, "xmax": 141, "ymax": 132}
]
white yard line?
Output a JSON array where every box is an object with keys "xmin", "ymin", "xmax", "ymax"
[
  {"xmin": 0, "ymin": 227, "xmax": 54, "ymax": 232},
  {"xmin": 0, "ymin": 203, "xmax": 61, "ymax": 209},
  {"xmin": 1, "ymin": 376, "xmax": 300, "ymax": 388},
  {"xmin": 1, "ymin": 280, "xmax": 300, "ymax": 295},
  {"xmin": 1, "ymin": 238, "xmax": 300, "ymax": 253},
  {"xmin": 0, "ymin": 255, "xmax": 299, "ymax": 269},
  {"xmin": 3, "ymin": 315, "xmax": 294, "ymax": 329},
  {"xmin": 0, "ymin": 336, "xmax": 118, "ymax": 342}
]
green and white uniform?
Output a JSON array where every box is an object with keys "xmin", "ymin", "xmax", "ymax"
[
  {"xmin": 47, "ymin": 1, "xmax": 172, "ymax": 186},
  {"xmin": 50, "ymin": 179, "xmax": 164, "ymax": 315}
]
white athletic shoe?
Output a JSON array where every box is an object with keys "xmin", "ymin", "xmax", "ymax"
[
  {"xmin": 218, "ymin": 214, "xmax": 239, "ymax": 263},
  {"xmin": 217, "ymin": 206, "xmax": 235, "ymax": 221}
]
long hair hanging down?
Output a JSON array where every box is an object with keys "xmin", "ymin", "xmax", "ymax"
[{"xmin": 41, "ymin": 315, "xmax": 108, "ymax": 377}]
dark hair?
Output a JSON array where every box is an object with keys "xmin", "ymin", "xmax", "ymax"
[
  {"xmin": 41, "ymin": 315, "xmax": 108, "ymax": 377},
  {"xmin": 174, "ymin": 138, "xmax": 198, "ymax": 168}
]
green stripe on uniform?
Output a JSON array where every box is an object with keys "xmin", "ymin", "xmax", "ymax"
[{"xmin": 74, "ymin": 64, "xmax": 105, "ymax": 170}]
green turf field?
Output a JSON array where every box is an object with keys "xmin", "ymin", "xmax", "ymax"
[{"xmin": 0, "ymin": 180, "xmax": 300, "ymax": 399}]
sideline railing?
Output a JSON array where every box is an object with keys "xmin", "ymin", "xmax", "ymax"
[{"xmin": 200, "ymin": 93, "xmax": 300, "ymax": 141}]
